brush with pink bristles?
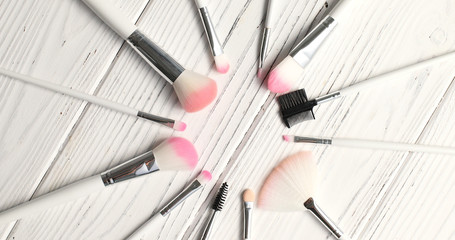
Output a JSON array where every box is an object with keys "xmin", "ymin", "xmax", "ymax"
[
  {"xmin": 81, "ymin": 0, "xmax": 218, "ymax": 112},
  {"xmin": 258, "ymin": 152, "xmax": 351, "ymax": 240},
  {"xmin": 127, "ymin": 170, "xmax": 212, "ymax": 240},
  {"xmin": 194, "ymin": 0, "xmax": 230, "ymax": 74},
  {"xmin": 0, "ymin": 137, "xmax": 198, "ymax": 225}
]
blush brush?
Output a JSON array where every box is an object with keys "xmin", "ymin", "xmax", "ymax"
[{"xmin": 258, "ymin": 152, "xmax": 351, "ymax": 240}]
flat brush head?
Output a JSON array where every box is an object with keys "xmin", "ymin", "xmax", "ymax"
[
  {"xmin": 267, "ymin": 56, "xmax": 304, "ymax": 93},
  {"xmin": 173, "ymin": 70, "xmax": 217, "ymax": 113},
  {"xmin": 153, "ymin": 137, "xmax": 198, "ymax": 171},
  {"xmin": 258, "ymin": 151, "xmax": 318, "ymax": 211},
  {"xmin": 243, "ymin": 189, "xmax": 255, "ymax": 203},
  {"xmin": 196, "ymin": 170, "xmax": 213, "ymax": 185},
  {"xmin": 214, "ymin": 54, "xmax": 230, "ymax": 74},
  {"xmin": 278, "ymin": 89, "xmax": 316, "ymax": 128},
  {"xmin": 212, "ymin": 182, "xmax": 228, "ymax": 211},
  {"xmin": 173, "ymin": 121, "xmax": 187, "ymax": 131}
]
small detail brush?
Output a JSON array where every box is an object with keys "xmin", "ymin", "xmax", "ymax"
[
  {"xmin": 81, "ymin": 0, "xmax": 217, "ymax": 112},
  {"xmin": 0, "ymin": 68, "xmax": 186, "ymax": 131},
  {"xmin": 0, "ymin": 137, "xmax": 198, "ymax": 224},
  {"xmin": 201, "ymin": 182, "xmax": 228, "ymax": 240},
  {"xmin": 278, "ymin": 51, "xmax": 455, "ymax": 127},
  {"xmin": 257, "ymin": 0, "xmax": 277, "ymax": 78},
  {"xmin": 283, "ymin": 135, "xmax": 455, "ymax": 155},
  {"xmin": 242, "ymin": 189, "xmax": 255, "ymax": 240},
  {"xmin": 258, "ymin": 152, "xmax": 351, "ymax": 240},
  {"xmin": 194, "ymin": 0, "xmax": 230, "ymax": 74},
  {"xmin": 127, "ymin": 171, "xmax": 212, "ymax": 240}
]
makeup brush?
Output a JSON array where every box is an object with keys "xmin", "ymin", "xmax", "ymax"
[
  {"xmin": 201, "ymin": 182, "xmax": 228, "ymax": 240},
  {"xmin": 258, "ymin": 152, "xmax": 351, "ymax": 240},
  {"xmin": 283, "ymin": 135, "xmax": 455, "ymax": 155},
  {"xmin": 0, "ymin": 68, "xmax": 186, "ymax": 131},
  {"xmin": 81, "ymin": 0, "xmax": 217, "ymax": 112},
  {"xmin": 278, "ymin": 51, "xmax": 455, "ymax": 127},
  {"xmin": 242, "ymin": 189, "xmax": 255, "ymax": 240},
  {"xmin": 257, "ymin": 0, "xmax": 277, "ymax": 78},
  {"xmin": 194, "ymin": 0, "xmax": 230, "ymax": 74},
  {"xmin": 266, "ymin": 0, "xmax": 355, "ymax": 93},
  {"xmin": 127, "ymin": 170, "xmax": 212, "ymax": 240},
  {"xmin": 0, "ymin": 137, "xmax": 198, "ymax": 225}
]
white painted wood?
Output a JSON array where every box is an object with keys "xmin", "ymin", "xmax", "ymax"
[{"xmin": 0, "ymin": 0, "xmax": 454, "ymax": 240}]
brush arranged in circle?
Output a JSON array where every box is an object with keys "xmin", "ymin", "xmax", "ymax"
[{"xmin": 258, "ymin": 152, "xmax": 351, "ymax": 240}]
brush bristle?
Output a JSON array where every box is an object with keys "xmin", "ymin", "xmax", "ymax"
[
  {"xmin": 267, "ymin": 56, "xmax": 304, "ymax": 93},
  {"xmin": 173, "ymin": 121, "xmax": 187, "ymax": 131},
  {"xmin": 153, "ymin": 137, "xmax": 198, "ymax": 171},
  {"xmin": 196, "ymin": 170, "xmax": 212, "ymax": 184},
  {"xmin": 282, "ymin": 135, "xmax": 293, "ymax": 142},
  {"xmin": 173, "ymin": 70, "xmax": 217, "ymax": 113},
  {"xmin": 278, "ymin": 89, "xmax": 316, "ymax": 128},
  {"xmin": 258, "ymin": 151, "xmax": 318, "ymax": 211},
  {"xmin": 214, "ymin": 54, "xmax": 230, "ymax": 74},
  {"xmin": 243, "ymin": 189, "xmax": 255, "ymax": 202},
  {"xmin": 212, "ymin": 182, "xmax": 228, "ymax": 211},
  {"xmin": 257, "ymin": 68, "xmax": 264, "ymax": 79}
]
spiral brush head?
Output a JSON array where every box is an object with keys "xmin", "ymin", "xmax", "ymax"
[
  {"xmin": 278, "ymin": 89, "xmax": 316, "ymax": 128},
  {"xmin": 212, "ymin": 182, "xmax": 229, "ymax": 211}
]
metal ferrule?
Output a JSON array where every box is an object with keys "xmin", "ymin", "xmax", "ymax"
[
  {"xmin": 294, "ymin": 136, "xmax": 332, "ymax": 144},
  {"xmin": 198, "ymin": 7, "xmax": 224, "ymax": 57},
  {"xmin": 137, "ymin": 111, "xmax": 175, "ymax": 129},
  {"xmin": 243, "ymin": 202, "xmax": 253, "ymax": 239},
  {"xmin": 101, "ymin": 150, "xmax": 159, "ymax": 186},
  {"xmin": 127, "ymin": 30, "xmax": 185, "ymax": 84},
  {"xmin": 159, "ymin": 179, "xmax": 203, "ymax": 216},
  {"xmin": 315, "ymin": 91, "xmax": 341, "ymax": 104},
  {"xmin": 304, "ymin": 198, "xmax": 343, "ymax": 239},
  {"xmin": 259, "ymin": 28, "xmax": 271, "ymax": 68},
  {"xmin": 201, "ymin": 210, "xmax": 218, "ymax": 240},
  {"xmin": 289, "ymin": 16, "xmax": 337, "ymax": 68}
]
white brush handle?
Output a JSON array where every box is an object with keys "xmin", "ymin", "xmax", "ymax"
[
  {"xmin": 82, "ymin": 0, "xmax": 137, "ymax": 39},
  {"xmin": 264, "ymin": 0, "xmax": 278, "ymax": 28},
  {"xmin": 339, "ymin": 235, "xmax": 352, "ymax": 240},
  {"xmin": 332, "ymin": 138, "xmax": 455, "ymax": 155},
  {"xmin": 338, "ymin": 51, "xmax": 455, "ymax": 96},
  {"xmin": 0, "ymin": 175, "xmax": 105, "ymax": 225},
  {"xmin": 194, "ymin": 0, "xmax": 208, "ymax": 8},
  {"xmin": 330, "ymin": 0, "xmax": 355, "ymax": 20},
  {"xmin": 0, "ymin": 68, "xmax": 138, "ymax": 116},
  {"xmin": 126, "ymin": 213, "xmax": 164, "ymax": 240}
]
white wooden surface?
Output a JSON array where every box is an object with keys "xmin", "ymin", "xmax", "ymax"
[{"xmin": 0, "ymin": 0, "xmax": 454, "ymax": 239}]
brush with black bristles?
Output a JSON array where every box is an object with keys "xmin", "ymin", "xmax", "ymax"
[
  {"xmin": 201, "ymin": 182, "xmax": 229, "ymax": 240},
  {"xmin": 278, "ymin": 51, "xmax": 455, "ymax": 128}
]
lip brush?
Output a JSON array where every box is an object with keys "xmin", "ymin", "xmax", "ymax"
[
  {"xmin": 283, "ymin": 135, "xmax": 455, "ymax": 155},
  {"xmin": 258, "ymin": 0, "xmax": 277, "ymax": 78},
  {"xmin": 0, "ymin": 68, "xmax": 186, "ymax": 131}
]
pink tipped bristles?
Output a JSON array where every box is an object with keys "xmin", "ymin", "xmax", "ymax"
[
  {"xmin": 196, "ymin": 170, "xmax": 213, "ymax": 184},
  {"xmin": 214, "ymin": 54, "xmax": 230, "ymax": 74},
  {"xmin": 267, "ymin": 56, "xmax": 305, "ymax": 93},
  {"xmin": 267, "ymin": 68, "xmax": 292, "ymax": 93},
  {"xmin": 173, "ymin": 121, "xmax": 187, "ymax": 131},
  {"xmin": 153, "ymin": 137, "xmax": 198, "ymax": 171},
  {"xmin": 282, "ymin": 135, "xmax": 294, "ymax": 142},
  {"xmin": 257, "ymin": 68, "xmax": 264, "ymax": 79}
]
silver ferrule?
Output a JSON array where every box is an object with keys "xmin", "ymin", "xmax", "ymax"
[
  {"xmin": 137, "ymin": 111, "xmax": 175, "ymax": 129},
  {"xmin": 294, "ymin": 136, "xmax": 332, "ymax": 144},
  {"xmin": 243, "ymin": 202, "xmax": 253, "ymax": 239},
  {"xmin": 289, "ymin": 16, "xmax": 337, "ymax": 68},
  {"xmin": 304, "ymin": 198, "xmax": 343, "ymax": 239},
  {"xmin": 259, "ymin": 28, "xmax": 271, "ymax": 69},
  {"xmin": 101, "ymin": 150, "xmax": 159, "ymax": 186},
  {"xmin": 198, "ymin": 7, "xmax": 224, "ymax": 57},
  {"xmin": 127, "ymin": 30, "xmax": 185, "ymax": 84},
  {"xmin": 159, "ymin": 179, "xmax": 203, "ymax": 216},
  {"xmin": 315, "ymin": 91, "xmax": 341, "ymax": 104},
  {"xmin": 201, "ymin": 210, "xmax": 218, "ymax": 240}
]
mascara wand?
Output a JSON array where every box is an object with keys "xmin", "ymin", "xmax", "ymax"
[{"xmin": 200, "ymin": 182, "xmax": 228, "ymax": 240}]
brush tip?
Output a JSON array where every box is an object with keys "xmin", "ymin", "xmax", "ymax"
[
  {"xmin": 257, "ymin": 68, "xmax": 264, "ymax": 79},
  {"xmin": 173, "ymin": 121, "xmax": 187, "ymax": 131},
  {"xmin": 267, "ymin": 56, "xmax": 304, "ymax": 93},
  {"xmin": 197, "ymin": 170, "xmax": 212, "ymax": 184},
  {"xmin": 153, "ymin": 137, "xmax": 198, "ymax": 171},
  {"xmin": 213, "ymin": 182, "xmax": 228, "ymax": 211},
  {"xmin": 282, "ymin": 135, "xmax": 293, "ymax": 142},
  {"xmin": 214, "ymin": 54, "xmax": 230, "ymax": 74},
  {"xmin": 243, "ymin": 189, "xmax": 255, "ymax": 202}
]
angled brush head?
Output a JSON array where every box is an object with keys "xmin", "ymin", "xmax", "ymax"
[
  {"xmin": 267, "ymin": 56, "xmax": 304, "ymax": 93},
  {"xmin": 173, "ymin": 70, "xmax": 217, "ymax": 113},
  {"xmin": 258, "ymin": 151, "xmax": 318, "ymax": 211},
  {"xmin": 153, "ymin": 137, "xmax": 198, "ymax": 171},
  {"xmin": 278, "ymin": 89, "xmax": 316, "ymax": 128},
  {"xmin": 212, "ymin": 182, "xmax": 228, "ymax": 211}
]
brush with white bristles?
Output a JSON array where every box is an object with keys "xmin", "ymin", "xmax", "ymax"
[
  {"xmin": 0, "ymin": 137, "xmax": 198, "ymax": 225},
  {"xmin": 126, "ymin": 170, "xmax": 212, "ymax": 240},
  {"xmin": 194, "ymin": 0, "xmax": 230, "ymax": 74},
  {"xmin": 258, "ymin": 152, "xmax": 351, "ymax": 240},
  {"xmin": 81, "ymin": 0, "xmax": 218, "ymax": 112}
]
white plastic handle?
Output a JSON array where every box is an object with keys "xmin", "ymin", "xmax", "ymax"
[
  {"xmin": 0, "ymin": 175, "xmax": 105, "ymax": 225},
  {"xmin": 126, "ymin": 213, "xmax": 164, "ymax": 240},
  {"xmin": 329, "ymin": 0, "xmax": 355, "ymax": 20},
  {"xmin": 264, "ymin": 0, "xmax": 278, "ymax": 28},
  {"xmin": 81, "ymin": 0, "xmax": 137, "ymax": 39},
  {"xmin": 339, "ymin": 234, "xmax": 352, "ymax": 240}
]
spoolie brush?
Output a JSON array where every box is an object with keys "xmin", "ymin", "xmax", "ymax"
[
  {"xmin": 258, "ymin": 152, "xmax": 351, "ymax": 240},
  {"xmin": 0, "ymin": 137, "xmax": 198, "ymax": 225},
  {"xmin": 201, "ymin": 182, "xmax": 228, "ymax": 240}
]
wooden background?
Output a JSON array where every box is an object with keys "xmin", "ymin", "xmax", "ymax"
[{"xmin": 0, "ymin": 0, "xmax": 454, "ymax": 239}]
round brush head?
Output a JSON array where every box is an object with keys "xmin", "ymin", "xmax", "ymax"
[
  {"xmin": 267, "ymin": 56, "xmax": 304, "ymax": 93},
  {"xmin": 173, "ymin": 121, "xmax": 187, "ymax": 131},
  {"xmin": 196, "ymin": 170, "xmax": 213, "ymax": 185},
  {"xmin": 153, "ymin": 137, "xmax": 198, "ymax": 171},
  {"xmin": 173, "ymin": 70, "xmax": 218, "ymax": 113},
  {"xmin": 258, "ymin": 151, "xmax": 318, "ymax": 211},
  {"xmin": 243, "ymin": 189, "xmax": 255, "ymax": 203},
  {"xmin": 214, "ymin": 54, "xmax": 230, "ymax": 74},
  {"xmin": 212, "ymin": 182, "xmax": 228, "ymax": 211}
]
